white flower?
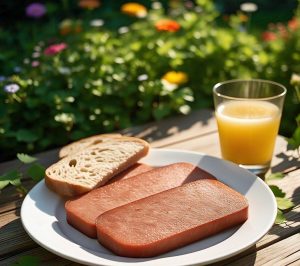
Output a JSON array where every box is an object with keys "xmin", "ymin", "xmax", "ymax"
[
  {"xmin": 90, "ymin": 19, "xmax": 104, "ymax": 27},
  {"xmin": 240, "ymin": 2, "xmax": 258, "ymax": 13},
  {"xmin": 291, "ymin": 73, "xmax": 300, "ymax": 86},
  {"xmin": 32, "ymin": 52, "xmax": 40, "ymax": 58},
  {"xmin": 118, "ymin": 26, "xmax": 129, "ymax": 34},
  {"xmin": 137, "ymin": 74, "xmax": 148, "ymax": 81},
  {"xmin": 152, "ymin": 2, "xmax": 162, "ymax": 9},
  {"xmin": 4, "ymin": 83, "xmax": 20, "ymax": 94},
  {"xmin": 161, "ymin": 79, "xmax": 178, "ymax": 92}
]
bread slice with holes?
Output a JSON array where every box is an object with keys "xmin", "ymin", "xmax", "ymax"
[
  {"xmin": 45, "ymin": 137, "xmax": 150, "ymax": 197},
  {"xmin": 59, "ymin": 133, "xmax": 122, "ymax": 158}
]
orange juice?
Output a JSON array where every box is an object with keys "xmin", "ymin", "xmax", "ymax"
[{"xmin": 216, "ymin": 100, "xmax": 281, "ymax": 165}]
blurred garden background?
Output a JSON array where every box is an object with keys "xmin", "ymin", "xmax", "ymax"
[{"xmin": 1, "ymin": 0, "xmax": 300, "ymax": 161}]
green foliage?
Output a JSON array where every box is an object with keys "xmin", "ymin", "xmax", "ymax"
[
  {"xmin": 0, "ymin": 154, "xmax": 45, "ymax": 195},
  {"xmin": 275, "ymin": 209, "xmax": 286, "ymax": 224},
  {"xmin": 266, "ymin": 172, "xmax": 295, "ymax": 224},
  {"xmin": 0, "ymin": 0, "xmax": 300, "ymax": 159},
  {"xmin": 0, "ymin": 170, "xmax": 21, "ymax": 190},
  {"xmin": 13, "ymin": 255, "xmax": 40, "ymax": 266},
  {"xmin": 266, "ymin": 172, "xmax": 285, "ymax": 181},
  {"xmin": 27, "ymin": 163, "xmax": 45, "ymax": 182},
  {"xmin": 268, "ymin": 185, "xmax": 286, "ymax": 197},
  {"xmin": 276, "ymin": 197, "xmax": 295, "ymax": 210},
  {"xmin": 287, "ymin": 114, "xmax": 300, "ymax": 153},
  {"xmin": 17, "ymin": 153, "xmax": 38, "ymax": 164}
]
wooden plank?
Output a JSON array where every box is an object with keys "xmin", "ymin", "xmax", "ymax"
[
  {"xmin": 0, "ymin": 109, "xmax": 298, "ymax": 265},
  {"xmin": 163, "ymin": 131, "xmax": 289, "ymax": 167},
  {"xmin": 223, "ymin": 232, "xmax": 300, "ymax": 266},
  {"xmin": 0, "ymin": 212, "xmax": 37, "ymax": 257},
  {"xmin": 258, "ymin": 205, "xmax": 300, "ymax": 249},
  {"xmin": 0, "ymin": 179, "xmax": 35, "ymax": 206},
  {"xmin": 0, "ymin": 110, "xmax": 215, "ymax": 177},
  {"xmin": 0, "ymin": 201, "xmax": 298, "ymax": 263},
  {"xmin": 267, "ymin": 169, "xmax": 300, "ymax": 199},
  {"xmin": 0, "ymin": 148, "xmax": 59, "ymax": 176},
  {"xmin": 122, "ymin": 109, "xmax": 217, "ymax": 147},
  {"xmin": 0, "ymin": 198, "xmax": 23, "ymax": 214},
  {"xmin": 0, "ymin": 246, "xmax": 80, "ymax": 266}
]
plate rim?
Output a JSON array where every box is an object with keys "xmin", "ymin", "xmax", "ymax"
[{"xmin": 21, "ymin": 148, "xmax": 277, "ymax": 266}]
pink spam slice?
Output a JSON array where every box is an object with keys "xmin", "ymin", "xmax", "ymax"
[
  {"xmin": 65, "ymin": 162, "xmax": 216, "ymax": 238},
  {"xmin": 96, "ymin": 179, "xmax": 249, "ymax": 257}
]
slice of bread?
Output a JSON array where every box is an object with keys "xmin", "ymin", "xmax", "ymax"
[
  {"xmin": 59, "ymin": 133, "xmax": 122, "ymax": 158},
  {"xmin": 45, "ymin": 137, "xmax": 149, "ymax": 197}
]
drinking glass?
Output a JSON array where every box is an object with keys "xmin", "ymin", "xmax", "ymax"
[{"xmin": 213, "ymin": 79, "xmax": 286, "ymax": 175}]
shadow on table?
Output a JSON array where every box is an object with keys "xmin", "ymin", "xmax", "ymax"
[
  {"xmin": 209, "ymin": 245, "xmax": 257, "ymax": 265},
  {"xmin": 121, "ymin": 109, "xmax": 214, "ymax": 143},
  {"xmin": 271, "ymin": 151, "xmax": 300, "ymax": 174},
  {"xmin": 0, "ymin": 216, "xmax": 38, "ymax": 256}
]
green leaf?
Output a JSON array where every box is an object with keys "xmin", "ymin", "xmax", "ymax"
[
  {"xmin": 0, "ymin": 179, "xmax": 10, "ymax": 190},
  {"xmin": 276, "ymin": 197, "xmax": 294, "ymax": 210},
  {"xmin": 266, "ymin": 172, "xmax": 285, "ymax": 181},
  {"xmin": 13, "ymin": 255, "xmax": 40, "ymax": 266},
  {"xmin": 287, "ymin": 126, "xmax": 300, "ymax": 150},
  {"xmin": 153, "ymin": 104, "xmax": 171, "ymax": 120},
  {"xmin": 275, "ymin": 209, "xmax": 286, "ymax": 224},
  {"xmin": 0, "ymin": 170, "xmax": 22, "ymax": 189},
  {"xmin": 10, "ymin": 178, "xmax": 21, "ymax": 187},
  {"xmin": 27, "ymin": 163, "xmax": 45, "ymax": 182},
  {"xmin": 16, "ymin": 129, "xmax": 39, "ymax": 142},
  {"xmin": 17, "ymin": 153, "xmax": 37, "ymax": 164},
  {"xmin": 269, "ymin": 185, "xmax": 286, "ymax": 198}
]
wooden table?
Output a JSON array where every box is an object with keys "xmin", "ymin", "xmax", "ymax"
[{"xmin": 0, "ymin": 109, "xmax": 299, "ymax": 265}]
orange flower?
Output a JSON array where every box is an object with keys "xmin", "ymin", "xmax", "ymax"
[
  {"xmin": 288, "ymin": 17, "xmax": 299, "ymax": 31},
  {"xmin": 155, "ymin": 19, "xmax": 181, "ymax": 32},
  {"xmin": 262, "ymin": 31, "xmax": 277, "ymax": 42},
  {"xmin": 239, "ymin": 13, "xmax": 248, "ymax": 22},
  {"xmin": 121, "ymin": 3, "xmax": 147, "ymax": 18},
  {"xmin": 78, "ymin": 0, "xmax": 100, "ymax": 9},
  {"xmin": 59, "ymin": 19, "xmax": 82, "ymax": 35}
]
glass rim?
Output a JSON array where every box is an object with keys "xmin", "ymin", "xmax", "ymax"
[{"xmin": 213, "ymin": 79, "xmax": 287, "ymax": 101}]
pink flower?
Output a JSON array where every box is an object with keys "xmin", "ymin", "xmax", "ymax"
[
  {"xmin": 31, "ymin": 61, "xmax": 40, "ymax": 67},
  {"xmin": 26, "ymin": 3, "xmax": 46, "ymax": 18},
  {"xmin": 44, "ymin": 43, "xmax": 67, "ymax": 56}
]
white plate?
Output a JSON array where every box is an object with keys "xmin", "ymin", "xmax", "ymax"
[{"xmin": 21, "ymin": 148, "xmax": 277, "ymax": 266}]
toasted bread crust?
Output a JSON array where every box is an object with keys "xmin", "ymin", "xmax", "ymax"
[
  {"xmin": 45, "ymin": 137, "xmax": 150, "ymax": 197},
  {"xmin": 59, "ymin": 133, "xmax": 122, "ymax": 158}
]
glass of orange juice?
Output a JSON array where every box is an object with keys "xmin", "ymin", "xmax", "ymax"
[{"xmin": 213, "ymin": 79, "xmax": 286, "ymax": 175}]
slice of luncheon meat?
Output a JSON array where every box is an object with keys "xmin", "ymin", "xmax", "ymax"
[
  {"xmin": 96, "ymin": 179, "xmax": 248, "ymax": 257},
  {"xmin": 107, "ymin": 163, "xmax": 154, "ymax": 184},
  {"xmin": 65, "ymin": 162, "xmax": 216, "ymax": 238}
]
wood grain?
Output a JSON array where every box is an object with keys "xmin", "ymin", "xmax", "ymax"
[
  {"xmin": 225, "ymin": 233, "xmax": 300, "ymax": 266},
  {"xmin": 0, "ymin": 110, "xmax": 299, "ymax": 266}
]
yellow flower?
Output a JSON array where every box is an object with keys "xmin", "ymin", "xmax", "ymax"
[
  {"xmin": 162, "ymin": 71, "xmax": 188, "ymax": 85},
  {"xmin": 121, "ymin": 3, "xmax": 147, "ymax": 18}
]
